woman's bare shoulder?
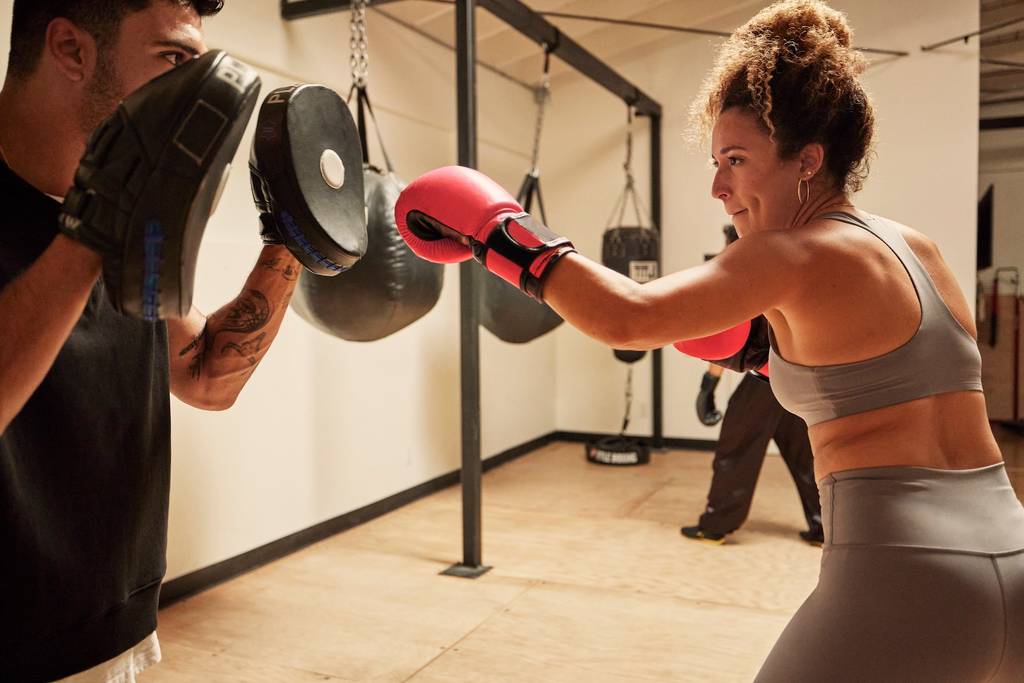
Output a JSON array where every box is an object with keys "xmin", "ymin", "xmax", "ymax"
[{"xmin": 882, "ymin": 216, "xmax": 940, "ymax": 258}]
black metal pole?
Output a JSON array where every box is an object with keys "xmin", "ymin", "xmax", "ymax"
[
  {"xmin": 443, "ymin": 0, "xmax": 490, "ymax": 579},
  {"xmin": 921, "ymin": 14, "xmax": 1024, "ymax": 51},
  {"xmin": 478, "ymin": 0, "xmax": 660, "ymax": 118},
  {"xmin": 649, "ymin": 113, "xmax": 663, "ymax": 449},
  {"xmin": 981, "ymin": 116, "xmax": 1024, "ymax": 130}
]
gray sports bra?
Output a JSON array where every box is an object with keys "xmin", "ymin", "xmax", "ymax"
[{"xmin": 768, "ymin": 212, "xmax": 983, "ymax": 426}]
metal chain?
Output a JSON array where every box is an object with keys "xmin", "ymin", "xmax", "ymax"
[
  {"xmin": 529, "ymin": 48, "xmax": 552, "ymax": 175},
  {"xmin": 529, "ymin": 85, "xmax": 548, "ymax": 174},
  {"xmin": 349, "ymin": 0, "xmax": 370, "ymax": 89},
  {"xmin": 624, "ymin": 107, "xmax": 634, "ymax": 181},
  {"xmin": 611, "ymin": 106, "xmax": 650, "ymax": 228}
]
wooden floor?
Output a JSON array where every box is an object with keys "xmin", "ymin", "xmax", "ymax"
[{"xmin": 149, "ymin": 433, "xmax": 1024, "ymax": 683}]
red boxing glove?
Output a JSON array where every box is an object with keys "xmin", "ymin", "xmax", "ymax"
[
  {"xmin": 674, "ymin": 317, "xmax": 770, "ymax": 376},
  {"xmin": 674, "ymin": 321, "xmax": 752, "ymax": 360},
  {"xmin": 395, "ymin": 166, "xmax": 575, "ymax": 301}
]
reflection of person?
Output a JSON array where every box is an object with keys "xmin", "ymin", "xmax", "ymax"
[
  {"xmin": 0, "ymin": 2, "xmax": 301, "ymax": 680},
  {"xmin": 397, "ymin": 1, "xmax": 1024, "ymax": 679},
  {"xmin": 686, "ymin": 223, "xmax": 821, "ymax": 545}
]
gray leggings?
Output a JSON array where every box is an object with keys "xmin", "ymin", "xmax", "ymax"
[{"xmin": 755, "ymin": 463, "xmax": 1024, "ymax": 683}]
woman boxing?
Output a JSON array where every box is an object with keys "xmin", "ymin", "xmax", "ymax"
[{"xmin": 395, "ymin": 1, "xmax": 1024, "ymax": 680}]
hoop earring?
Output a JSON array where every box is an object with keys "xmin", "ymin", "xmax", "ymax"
[{"xmin": 797, "ymin": 177, "xmax": 810, "ymax": 205}]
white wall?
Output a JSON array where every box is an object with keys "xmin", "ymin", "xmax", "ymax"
[
  {"xmin": 169, "ymin": 2, "xmax": 560, "ymax": 580},
  {"xmin": 543, "ymin": 0, "xmax": 980, "ymax": 442}
]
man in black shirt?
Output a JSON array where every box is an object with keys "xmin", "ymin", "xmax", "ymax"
[{"xmin": 0, "ymin": 2, "xmax": 302, "ymax": 679}]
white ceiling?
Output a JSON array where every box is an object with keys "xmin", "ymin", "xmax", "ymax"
[{"xmin": 374, "ymin": 0, "xmax": 769, "ymax": 87}]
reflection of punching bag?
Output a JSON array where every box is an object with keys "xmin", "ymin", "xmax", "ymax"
[
  {"xmin": 603, "ymin": 226, "xmax": 660, "ymax": 362},
  {"xmin": 291, "ymin": 165, "xmax": 444, "ymax": 341}
]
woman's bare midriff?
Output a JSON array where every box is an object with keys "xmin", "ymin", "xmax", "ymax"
[{"xmin": 808, "ymin": 390, "xmax": 1004, "ymax": 481}]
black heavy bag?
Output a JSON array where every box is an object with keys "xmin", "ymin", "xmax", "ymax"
[
  {"xmin": 289, "ymin": 85, "xmax": 443, "ymax": 341},
  {"xmin": 290, "ymin": 165, "xmax": 443, "ymax": 341},
  {"xmin": 480, "ymin": 275, "xmax": 563, "ymax": 343},
  {"xmin": 602, "ymin": 226, "xmax": 660, "ymax": 362},
  {"xmin": 478, "ymin": 180, "xmax": 563, "ymax": 343}
]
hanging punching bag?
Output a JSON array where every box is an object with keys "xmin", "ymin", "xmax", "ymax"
[
  {"xmin": 290, "ymin": 7, "xmax": 443, "ymax": 341},
  {"xmin": 479, "ymin": 58, "xmax": 563, "ymax": 344},
  {"xmin": 479, "ymin": 172, "xmax": 563, "ymax": 344},
  {"xmin": 604, "ymin": 105, "xmax": 659, "ymax": 363},
  {"xmin": 289, "ymin": 56, "xmax": 444, "ymax": 341},
  {"xmin": 290, "ymin": 163, "xmax": 444, "ymax": 341},
  {"xmin": 603, "ymin": 226, "xmax": 660, "ymax": 362}
]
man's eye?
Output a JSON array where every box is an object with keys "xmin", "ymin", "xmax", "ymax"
[
  {"xmin": 161, "ymin": 52, "xmax": 189, "ymax": 66},
  {"xmin": 710, "ymin": 159, "xmax": 719, "ymax": 169},
  {"xmin": 728, "ymin": 156, "xmax": 743, "ymax": 166}
]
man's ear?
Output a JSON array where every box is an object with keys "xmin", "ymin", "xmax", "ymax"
[{"xmin": 44, "ymin": 17, "xmax": 96, "ymax": 83}]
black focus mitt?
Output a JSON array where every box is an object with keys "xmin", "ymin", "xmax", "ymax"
[
  {"xmin": 249, "ymin": 85, "xmax": 367, "ymax": 276},
  {"xmin": 59, "ymin": 50, "xmax": 261, "ymax": 319}
]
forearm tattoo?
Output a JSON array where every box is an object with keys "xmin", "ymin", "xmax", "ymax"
[
  {"xmin": 178, "ymin": 290, "xmax": 273, "ymax": 380},
  {"xmin": 258, "ymin": 256, "xmax": 299, "ymax": 281},
  {"xmin": 179, "ymin": 323, "xmax": 209, "ymax": 381},
  {"xmin": 221, "ymin": 332, "xmax": 267, "ymax": 366},
  {"xmin": 220, "ymin": 289, "xmax": 271, "ymax": 335}
]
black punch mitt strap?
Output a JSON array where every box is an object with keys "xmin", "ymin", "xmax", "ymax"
[{"xmin": 59, "ymin": 49, "xmax": 262, "ymax": 320}]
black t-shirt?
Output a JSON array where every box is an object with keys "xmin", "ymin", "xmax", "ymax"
[{"xmin": 0, "ymin": 161, "xmax": 171, "ymax": 681}]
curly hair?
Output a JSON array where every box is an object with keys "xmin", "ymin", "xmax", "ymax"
[
  {"xmin": 8, "ymin": 0, "xmax": 225, "ymax": 79},
  {"xmin": 689, "ymin": 0, "xmax": 875, "ymax": 193}
]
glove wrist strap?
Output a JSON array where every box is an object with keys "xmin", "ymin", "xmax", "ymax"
[{"xmin": 475, "ymin": 212, "xmax": 574, "ymax": 302}]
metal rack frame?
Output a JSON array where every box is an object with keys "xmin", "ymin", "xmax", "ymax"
[{"xmin": 282, "ymin": 0, "xmax": 663, "ymax": 577}]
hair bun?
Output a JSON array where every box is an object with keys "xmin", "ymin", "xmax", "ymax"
[
  {"xmin": 753, "ymin": 1, "xmax": 855, "ymax": 58},
  {"xmin": 688, "ymin": 0, "xmax": 874, "ymax": 194}
]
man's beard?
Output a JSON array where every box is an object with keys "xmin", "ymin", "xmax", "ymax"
[{"xmin": 80, "ymin": 53, "xmax": 126, "ymax": 138}]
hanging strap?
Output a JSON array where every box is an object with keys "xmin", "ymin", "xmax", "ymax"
[
  {"xmin": 346, "ymin": 84, "xmax": 394, "ymax": 173},
  {"xmin": 515, "ymin": 44, "xmax": 555, "ymax": 223},
  {"xmin": 515, "ymin": 172, "xmax": 547, "ymax": 224}
]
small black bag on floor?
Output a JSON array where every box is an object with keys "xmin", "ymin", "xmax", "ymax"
[
  {"xmin": 584, "ymin": 364, "xmax": 651, "ymax": 467},
  {"xmin": 586, "ymin": 434, "xmax": 651, "ymax": 466}
]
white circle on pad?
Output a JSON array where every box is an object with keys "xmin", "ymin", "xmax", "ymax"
[{"xmin": 320, "ymin": 149, "xmax": 345, "ymax": 190}]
